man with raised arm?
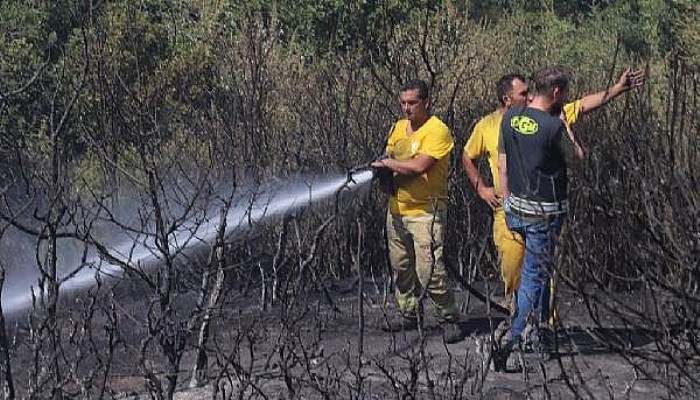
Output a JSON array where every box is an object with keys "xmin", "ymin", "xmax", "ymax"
[
  {"xmin": 495, "ymin": 66, "xmax": 585, "ymax": 370},
  {"xmin": 462, "ymin": 68, "xmax": 645, "ymax": 316}
]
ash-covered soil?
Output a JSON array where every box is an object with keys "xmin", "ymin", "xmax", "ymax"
[
  {"xmin": 111, "ymin": 279, "xmax": 675, "ymax": 399},
  {"xmin": 6, "ymin": 272, "xmax": 686, "ymax": 399}
]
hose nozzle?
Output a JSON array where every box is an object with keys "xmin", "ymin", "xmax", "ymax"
[
  {"xmin": 348, "ymin": 154, "xmax": 388, "ymax": 178},
  {"xmin": 346, "ymin": 154, "xmax": 394, "ymax": 194}
]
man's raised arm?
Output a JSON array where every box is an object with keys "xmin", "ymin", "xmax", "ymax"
[{"xmin": 578, "ymin": 68, "xmax": 646, "ymax": 114}]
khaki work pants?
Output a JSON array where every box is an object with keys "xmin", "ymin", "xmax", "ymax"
[
  {"xmin": 493, "ymin": 207, "xmax": 525, "ymax": 313},
  {"xmin": 386, "ymin": 211, "xmax": 458, "ymax": 321}
]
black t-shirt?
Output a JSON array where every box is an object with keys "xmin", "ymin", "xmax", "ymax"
[{"xmin": 498, "ymin": 107, "xmax": 573, "ymax": 203}]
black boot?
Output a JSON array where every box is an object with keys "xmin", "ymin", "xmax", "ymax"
[
  {"xmin": 440, "ymin": 319, "xmax": 464, "ymax": 344},
  {"xmin": 492, "ymin": 339, "xmax": 522, "ymax": 373},
  {"xmin": 382, "ymin": 314, "xmax": 419, "ymax": 332}
]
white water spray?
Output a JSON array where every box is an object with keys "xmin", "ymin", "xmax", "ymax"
[{"xmin": 1, "ymin": 169, "xmax": 376, "ymax": 315}]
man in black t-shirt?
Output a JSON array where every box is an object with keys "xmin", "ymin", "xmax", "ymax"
[{"xmin": 494, "ymin": 66, "xmax": 585, "ymax": 371}]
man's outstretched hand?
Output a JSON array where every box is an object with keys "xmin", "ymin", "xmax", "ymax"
[{"xmin": 618, "ymin": 68, "xmax": 646, "ymax": 91}]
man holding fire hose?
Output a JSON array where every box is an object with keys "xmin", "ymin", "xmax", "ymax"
[{"xmin": 371, "ymin": 79, "xmax": 464, "ymax": 344}]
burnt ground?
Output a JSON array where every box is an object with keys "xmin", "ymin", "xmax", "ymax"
[
  {"xmin": 110, "ymin": 279, "xmax": 680, "ymax": 400},
  {"xmin": 6, "ymin": 273, "xmax": 689, "ymax": 399}
]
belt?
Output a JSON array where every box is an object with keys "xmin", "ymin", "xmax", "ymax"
[{"xmin": 506, "ymin": 195, "xmax": 568, "ymax": 218}]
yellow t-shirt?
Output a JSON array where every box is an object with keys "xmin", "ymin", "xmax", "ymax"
[
  {"xmin": 385, "ymin": 115, "xmax": 454, "ymax": 216},
  {"xmin": 463, "ymin": 100, "xmax": 581, "ymax": 195}
]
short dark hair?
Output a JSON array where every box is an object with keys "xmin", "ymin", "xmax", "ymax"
[
  {"xmin": 534, "ymin": 66, "xmax": 569, "ymax": 97},
  {"xmin": 400, "ymin": 79, "xmax": 430, "ymax": 100},
  {"xmin": 496, "ymin": 73, "xmax": 527, "ymax": 106}
]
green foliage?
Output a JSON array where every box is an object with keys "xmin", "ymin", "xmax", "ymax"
[
  {"xmin": 661, "ymin": 0, "xmax": 700, "ymax": 67},
  {"xmin": 211, "ymin": 0, "xmax": 444, "ymax": 54},
  {"xmin": 0, "ymin": 2, "xmax": 48, "ymax": 82},
  {"xmin": 1, "ymin": 0, "xmax": 697, "ymax": 252}
]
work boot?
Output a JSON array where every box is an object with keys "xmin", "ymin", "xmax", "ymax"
[
  {"xmin": 535, "ymin": 325, "xmax": 554, "ymax": 361},
  {"xmin": 491, "ymin": 342, "xmax": 511, "ymax": 372},
  {"xmin": 440, "ymin": 320, "xmax": 464, "ymax": 344},
  {"xmin": 494, "ymin": 344, "xmax": 523, "ymax": 373},
  {"xmin": 491, "ymin": 336, "xmax": 523, "ymax": 373},
  {"xmin": 382, "ymin": 314, "xmax": 419, "ymax": 332}
]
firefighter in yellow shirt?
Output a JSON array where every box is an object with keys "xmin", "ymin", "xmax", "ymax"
[
  {"xmin": 372, "ymin": 79, "xmax": 464, "ymax": 344},
  {"xmin": 462, "ymin": 69, "xmax": 645, "ymax": 316}
]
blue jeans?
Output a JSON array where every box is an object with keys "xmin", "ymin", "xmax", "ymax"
[{"xmin": 504, "ymin": 199, "xmax": 565, "ymax": 344}]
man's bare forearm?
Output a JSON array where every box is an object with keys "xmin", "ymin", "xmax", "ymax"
[
  {"xmin": 374, "ymin": 154, "xmax": 436, "ymax": 176},
  {"xmin": 497, "ymin": 153, "xmax": 509, "ymax": 198},
  {"xmin": 578, "ymin": 68, "xmax": 645, "ymax": 114},
  {"xmin": 462, "ymin": 154, "xmax": 487, "ymax": 190}
]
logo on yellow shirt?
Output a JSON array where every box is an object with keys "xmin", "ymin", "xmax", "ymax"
[{"xmin": 510, "ymin": 116, "xmax": 538, "ymax": 135}]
